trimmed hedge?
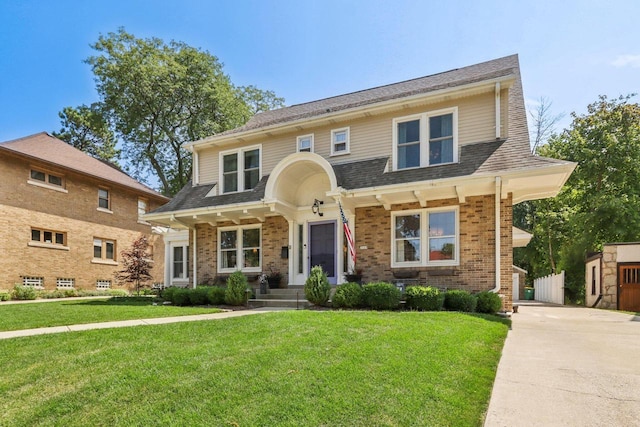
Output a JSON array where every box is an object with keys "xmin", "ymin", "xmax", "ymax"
[
  {"xmin": 444, "ymin": 290, "xmax": 477, "ymax": 312},
  {"xmin": 207, "ymin": 286, "xmax": 226, "ymax": 305},
  {"xmin": 332, "ymin": 282, "xmax": 363, "ymax": 308},
  {"xmin": 188, "ymin": 287, "xmax": 210, "ymax": 306},
  {"xmin": 304, "ymin": 266, "xmax": 331, "ymax": 306},
  {"xmin": 475, "ymin": 291, "xmax": 502, "ymax": 314},
  {"xmin": 405, "ymin": 286, "xmax": 445, "ymax": 311},
  {"xmin": 362, "ymin": 282, "xmax": 401, "ymax": 310}
]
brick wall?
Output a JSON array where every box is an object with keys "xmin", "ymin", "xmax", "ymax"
[{"xmin": 0, "ymin": 156, "xmax": 165, "ymax": 291}]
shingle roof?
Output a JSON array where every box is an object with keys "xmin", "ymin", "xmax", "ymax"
[
  {"xmin": 204, "ymin": 54, "xmax": 520, "ymax": 140},
  {"xmin": 0, "ymin": 132, "xmax": 168, "ymax": 201}
]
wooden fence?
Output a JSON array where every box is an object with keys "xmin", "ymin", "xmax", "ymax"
[{"xmin": 533, "ymin": 271, "xmax": 565, "ymax": 305}]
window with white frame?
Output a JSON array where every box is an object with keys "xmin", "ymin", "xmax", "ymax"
[
  {"xmin": 98, "ymin": 188, "xmax": 111, "ymax": 210},
  {"xmin": 29, "ymin": 168, "xmax": 64, "ymax": 188},
  {"xmin": 218, "ymin": 225, "xmax": 261, "ymax": 273},
  {"xmin": 56, "ymin": 278, "xmax": 75, "ymax": 289},
  {"xmin": 22, "ymin": 277, "xmax": 44, "ymax": 288},
  {"xmin": 297, "ymin": 134, "xmax": 314, "ymax": 153},
  {"xmin": 96, "ymin": 280, "xmax": 111, "ymax": 289},
  {"xmin": 220, "ymin": 146, "xmax": 261, "ymax": 194},
  {"xmin": 393, "ymin": 107, "xmax": 457, "ymax": 170},
  {"xmin": 331, "ymin": 127, "xmax": 350, "ymax": 156},
  {"xmin": 392, "ymin": 207, "xmax": 458, "ymax": 267},
  {"xmin": 172, "ymin": 245, "xmax": 189, "ymax": 279},
  {"xmin": 94, "ymin": 238, "xmax": 116, "ymax": 260}
]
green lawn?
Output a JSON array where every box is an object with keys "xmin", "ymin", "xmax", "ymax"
[
  {"xmin": 0, "ymin": 311, "xmax": 508, "ymax": 426},
  {"xmin": 0, "ymin": 297, "xmax": 222, "ymax": 331}
]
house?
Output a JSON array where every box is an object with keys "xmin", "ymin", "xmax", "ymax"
[
  {"xmin": 0, "ymin": 132, "xmax": 169, "ymax": 291},
  {"xmin": 586, "ymin": 243, "xmax": 640, "ymax": 312},
  {"xmin": 144, "ymin": 55, "xmax": 575, "ymax": 310}
]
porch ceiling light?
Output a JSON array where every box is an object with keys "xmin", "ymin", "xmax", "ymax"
[{"xmin": 312, "ymin": 199, "xmax": 324, "ymax": 217}]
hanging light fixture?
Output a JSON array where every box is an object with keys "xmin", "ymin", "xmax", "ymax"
[{"xmin": 312, "ymin": 199, "xmax": 324, "ymax": 216}]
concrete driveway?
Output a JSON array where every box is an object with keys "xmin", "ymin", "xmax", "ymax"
[{"xmin": 485, "ymin": 303, "xmax": 640, "ymax": 427}]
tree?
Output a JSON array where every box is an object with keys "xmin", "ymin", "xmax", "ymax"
[
  {"xmin": 70, "ymin": 28, "xmax": 283, "ymax": 196},
  {"xmin": 115, "ymin": 235, "xmax": 153, "ymax": 295},
  {"xmin": 53, "ymin": 104, "xmax": 120, "ymax": 165},
  {"xmin": 523, "ymin": 95, "xmax": 640, "ymax": 301},
  {"xmin": 528, "ymin": 96, "xmax": 564, "ymax": 153}
]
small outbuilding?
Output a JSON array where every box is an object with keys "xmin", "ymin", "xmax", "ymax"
[{"xmin": 586, "ymin": 243, "xmax": 640, "ymax": 312}]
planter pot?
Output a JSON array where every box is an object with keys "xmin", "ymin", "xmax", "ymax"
[
  {"xmin": 267, "ymin": 277, "xmax": 281, "ymax": 289},
  {"xmin": 345, "ymin": 274, "xmax": 362, "ymax": 283}
]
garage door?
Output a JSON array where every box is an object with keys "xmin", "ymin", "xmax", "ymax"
[{"xmin": 618, "ymin": 264, "xmax": 640, "ymax": 312}]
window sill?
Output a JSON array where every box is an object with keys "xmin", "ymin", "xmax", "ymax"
[
  {"xmin": 137, "ymin": 219, "xmax": 151, "ymax": 225},
  {"xmin": 97, "ymin": 207, "xmax": 113, "ymax": 214},
  {"xmin": 218, "ymin": 267, "xmax": 262, "ymax": 274},
  {"xmin": 91, "ymin": 259, "xmax": 118, "ymax": 266},
  {"xmin": 28, "ymin": 241, "xmax": 70, "ymax": 251},
  {"xmin": 391, "ymin": 261, "xmax": 459, "ymax": 268},
  {"xmin": 27, "ymin": 180, "xmax": 68, "ymax": 193},
  {"xmin": 330, "ymin": 151, "xmax": 350, "ymax": 157}
]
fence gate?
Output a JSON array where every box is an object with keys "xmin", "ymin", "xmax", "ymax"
[
  {"xmin": 534, "ymin": 271, "xmax": 565, "ymax": 305},
  {"xmin": 618, "ymin": 263, "xmax": 640, "ymax": 312}
]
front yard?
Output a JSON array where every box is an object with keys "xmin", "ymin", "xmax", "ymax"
[
  {"xmin": 0, "ymin": 311, "xmax": 508, "ymax": 426},
  {"xmin": 0, "ymin": 297, "xmax": 222, "ymax": 331}
]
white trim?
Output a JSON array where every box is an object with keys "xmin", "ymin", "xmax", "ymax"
[
  {"xmin": 392, "ymin": 107, "xmax": 458, "ymax": 171},
  {"xmin": 28, "ymin": 241, "xmax": 70, "ymax": 251},
  {"xmin": 91, "ymin": 259, "xmax": 118, "ymax": 266},
  {"xmin": 296, "ymin": 134, "xmax": 314, "ymax": 153},
  {"xmin": 217, "ymin": 224, "xmax": 262, "ymax": 273},
  {"xmin": 27, "ymin": 179, "xmax": 68, "ymax": 193},
  {"xmin": 495, "ymin": 82, "xmax": 501, "ymax": 139},
  {"xmin": 218, "ymin": 144, "xmax": 262, "ymax": 194},
  {"xmin": 330, "ymin": 127, "xmax": 350, "ymax": 156},
  {"xmin": 391, "ymin": 206, "xmax": 460, "ymax": 268},
  {"xmin": 264, "ymin": 152, "xmax": 338, "ymax": 201}
]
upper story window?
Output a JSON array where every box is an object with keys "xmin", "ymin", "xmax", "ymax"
[
  {"xmin": 297, "ymin": 134, "xmax": 314, "ymax": 153},
  {"xmin": 98, "ymin": 188, "xmax": 111, "ymax": 211},
  {"xmin": 393, "ymin": 107, "xmax": 458, "ymax": 170},
  {"xmin": 331, "ymin": 127, "xmax": 350, "ymax": 156},
  {"xmin": 94, "ymin": 238, "xmax": 116, "ymax": 261},
  {"xmin": 138, "ymin": 197, "xmax": 149, "ymax": 222},
  {"xmin": 220, "ymin": 145, "xmax": 261, "ymax": 194},
  {"xmin": 392, "ymin": 207, "xmax": 459, "ymax": 267},
  {"xmin": 28, "ymin": 168, "xmax": 66, "ymax": 191}
]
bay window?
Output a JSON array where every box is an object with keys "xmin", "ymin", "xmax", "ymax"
[
  {"xmin": 393, "ymin": 107, "xmax": 457, "ymax": 170},
  {"xmin": 392, "ymin": 207, "xmax": 459, "ymax": 267},
  {"xmin": 218, "ymin": 225, "xmax": 261, "ymax": 273}
]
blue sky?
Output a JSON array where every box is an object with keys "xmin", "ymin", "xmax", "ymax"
[{"xmin": 1, "ymin": 0, "xmax": 638, "ymax": 143}]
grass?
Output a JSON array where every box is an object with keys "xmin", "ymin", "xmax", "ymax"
[
  {"xmin": 0, "ymin": 297, "xmax": 222, "ymax": 331},
  {"xmin": 0, "ymin": 311, "xmax": 508, "ymax": 426}
]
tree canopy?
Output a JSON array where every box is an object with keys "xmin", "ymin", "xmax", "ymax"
[
  {"xmin": 58, "ymin": 28, "xmax": 284, "ymax": 196},
  {"xmin": 515, "ymin": 95, "xmax": 640, "ymax": 301}
]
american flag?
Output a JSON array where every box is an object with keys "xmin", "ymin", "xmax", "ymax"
[{"xmin": 339, "ymin": 202, "xmax": 356, "ymax": 266}]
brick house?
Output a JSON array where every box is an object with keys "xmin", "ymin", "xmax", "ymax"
[
  {"xmin": 145, "ymin": 55, "xmax": 575, "ymax": 310},
  {"xmin": 0, "ymin": 132, "xmax": 169, "ymax": 291}
]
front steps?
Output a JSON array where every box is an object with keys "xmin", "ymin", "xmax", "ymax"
[{"xmin": 249, "ymin": 286, "xmax": 310, "ymax": 309}]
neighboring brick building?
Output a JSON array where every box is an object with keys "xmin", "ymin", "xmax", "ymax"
[
  {"xmin": 0, "ymin": 132, "xmax": 169, "ymax": 291},
  {"xmin": 145, "ymin": 55, "xmax": 576, "ymax": 311}
]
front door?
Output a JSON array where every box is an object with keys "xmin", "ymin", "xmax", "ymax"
[
  {"xmin": 618, "ymin": 263, "xmax": 640, "ymax": 312},
  {"xmin": 309, "ymin": 221, "xmax": 337, "ymax": 284}
]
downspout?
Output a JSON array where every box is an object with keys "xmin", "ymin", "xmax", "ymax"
[{"xmin": 492, "ymin": 177, "xmax": 501, "ymax": 293}]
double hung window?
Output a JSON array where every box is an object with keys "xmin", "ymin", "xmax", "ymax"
[
  {"xmin": 94, "ymin": 238, "xmax": 116, "ymax": 260},
  {"xmin": 221, "ymin": 146, "xmax": 261, "ymax": 194},
  {"xmin": 331, "ymin": 127, "xmax": 350, "ymax": 155},
  {"xmin": 297, "ymin": 134, "xmax": 314, "ymax": 153},
  {"xmin": 393, "ymin": 107, "xmax": 457, "ymax": 170},
  {"xmin": 218, "ymin": 225, "xmax": 261, "ymax": 273},
  {"xmin": 392, "ymin": 207, "xmax": 458, "ymax": 267}
]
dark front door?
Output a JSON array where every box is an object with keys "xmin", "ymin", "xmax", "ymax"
[
  {"xmin": 309, "ymin": 221, "xmax": 336, "ymax": 284},
  {"xmin": 618, "ymin": 263, "xmax": 640, "ymax": 312}
]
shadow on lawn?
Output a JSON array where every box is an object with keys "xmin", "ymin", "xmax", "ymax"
[{"xmin": 62, "ymin": 297, "xmax": 156, "ymax": 307}]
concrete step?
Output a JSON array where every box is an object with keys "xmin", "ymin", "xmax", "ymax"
[{"xmin": 248, "ymin": 298, "xmax": 310, "ymax": 309}]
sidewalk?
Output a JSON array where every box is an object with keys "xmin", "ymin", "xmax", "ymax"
[
  {"xmin": 484, "ymin": 304, "xmax": 640, "ymax": 426},
  {"xmin": 0, "ymin": 306, "xmax": 292, "ymax": 340}
]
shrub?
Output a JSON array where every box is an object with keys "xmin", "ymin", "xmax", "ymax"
[
  {"xmin": 207, "ymin": 286, "xmax": 226, "ymax": 305},
  {"xmin": 405, "ymin": 286, "xmax": 445, "ymax": 311},
  {"xmin": 161, "ymin": 286, "xmax": 178, "ymax": 302},
  {"xmin": 107, "ymin": 289, "xmax": 129, "ymax": 297},
  {"xmin": 12, "ymin": 285, "xmax": 37, "ymax": 300},
  {"xmin": 0, "ymin": 291, "xmax": 10, "ymax": 301},
  {"xmin": 63, "ymin": 289, "xmax": 79, "ymax": 298},
  {"xmin": 225, "ymin": 271, "xmax": 248, "ymax": 306},
  {"xmin": 304, "ymin": 266, "xmax": 331, "ymax": 306},
  {"xmin": 332, "ymin": 282, "xmax": 363, "ymax": 308},
  {"xmin": 444, "ymin": 290, "xmax": 477, "ymax": 312},
  {"xmin": 189, "ymin": 287, "xmax": 210, "ymax": 306},
  {"xmin": 475, "ymin": 291, "xmax": 502, "ymax": 314},
  {"xmin": 362, "ymin": 282, "xmax": 401, "ymax": 310},
  {"xmin": 171, "ymin": 288, "xmax": 192, "ymax": 306}
]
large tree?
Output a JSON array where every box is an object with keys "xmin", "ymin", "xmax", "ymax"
[
  {"xmin": 67, "ymin": 28, "xmax": 284, "ymax": 196},
  {"xmin": 521, "ymin": 95, "xmax": 640, "ymax": 301},
  {"xmin": 53, "ymin": 104, "xmax": 120, "ymax": 165}
]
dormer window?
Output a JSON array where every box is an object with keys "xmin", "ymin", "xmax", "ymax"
[
  {"xmin": 297, "ymin": 134, "xmax": 314, "ymax": 153},
  {"xmin": 393, "ymin": 107, "xmax": 458, "ymax": 170},
  {"xmin": 220, "ymin": 145, "xmax": 261, "ymax": 194}
]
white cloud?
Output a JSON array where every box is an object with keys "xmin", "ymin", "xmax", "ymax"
[{"xmin": 611, "ymin": 54, "xmax": 640, "ymax": 68}]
